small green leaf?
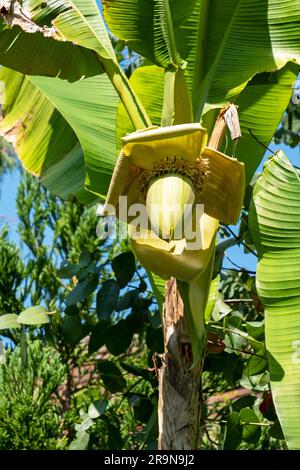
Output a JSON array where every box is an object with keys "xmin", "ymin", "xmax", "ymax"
[
  {"xmin": 246, "ymin": 347, "xmax": 268, "ymax": 376},
  {"xmin": 130, "ymin": 395, "xmax": 154, "ymax": 423},
  {"xmin": 79, "ymin": 249, "xmax": 91, "ymax": 267},
  {"xmin": 62, "ymin": 316, "xmax": 83, "ymax": 345},
  {"xmin": 117, "ymin": 290, "xmax": 138, "ymax": 311},
  {"xmin": 148, "ymin": 310, "xmax": 162, "ymax": 329},
  {"xmin": 223, "ymin": 411, "xmax": 242, "ymax": 450},
  {"xmin": 66, "ymin": 275, "xmax": 98, "ymax": 305},
  {"xmin": 224, "ymin": 313, "xmax": 247, "ymax": 351},
  {"xmin": 57, "ymin": 263, "xmax": 80, "ymax": 279},
  {"xmin": 96, "ymin": 280, "xmax": 120, "ymax": 319},
  {"xmin": 69, "ymin": 431, "xmax": 90, "ymax": 450},
  {"xmin": 17, "ymin": 306, "xmax": 50, "ymax": 326},
  {"xmin": 75, "ymin": 415, "xmax": 94, "ymax": 432},
  {"xmin": 64, "ymin": 305, "xmax": 80, "ymax": 316},
  {"xmin": 246, "ymin": 321, "xmax": 265, "ymax": 340},
  {"xmin": 106, "ymin": 420, "xmax": 123, "ymax": 450},
  {"xmin": 231, "ymin": 396, "xmax": 257, "ymax": 412},
  {"xmin": 88, "ymin": 399, "xmax": 108, "ymax": 419},
  {"xmin": 223, "ymin": 354, "xmax": 244, "ymax": 387},
  {"xmin": 0, "ymin": 314, "xmax": 20, "ymax": 330},
  {"xmin": 205, "ymin": 275, "xmax": 220, "ymax": 323},
  {"xmin": 142, "ymin": 405, "xmax": 159, "ymax": 446},
  {"xmin": 105, "ymin": 320, "xmax": 133, "ymax": 356},
  {"xmin": 146, "ymin": 325, "xmax": 164, "ymax": 354},
  {"xmin": 88, "ymin": 320, "xmax": 111, "ymax": 354},
  {"xmin": 112, "ymin": 252, "xmax": 135, "ymax": 288},
  {"xmin": 211, "ymin": 297, "xmax": 232, "ymax": 322},
  {"xmin": 97, "ymin": 360, "xmax": 126, "ymax": 393},
  {"xmin": 214, "ymin": 238, "xmax": 237, "ymax": 275},
  {"xmin": 239, "ymin": 407, "xmax": 261, "ymax": 443}
]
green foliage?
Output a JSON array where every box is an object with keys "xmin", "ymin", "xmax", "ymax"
[
  {"xmin": 202, "ymin": 267, "xmax": 286, "ymax": 450},
  {"xmin": 0, "ymin": 231, "xmax": 24, "ymax": 314},
  {"xmin": 0, "ymin": 340, "xmax": 69, "ymax": 450},
  {"xmin": 0, "ymin": 170, "xmax": 160, "ymax": 449}
]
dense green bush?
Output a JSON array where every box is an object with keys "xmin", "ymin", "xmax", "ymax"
[{"xmin": 0, "ymin": 341, "xmax": 69, "ymax": 450}]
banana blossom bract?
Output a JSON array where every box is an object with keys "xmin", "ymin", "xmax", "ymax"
[{"xmin": 104, "ymin": 124, "xmax": 245, "ymax": 283}]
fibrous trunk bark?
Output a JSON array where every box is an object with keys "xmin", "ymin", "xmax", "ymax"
[{"xmin": 158, "ymin": 278, "xmax": 205, "ymax": 450}]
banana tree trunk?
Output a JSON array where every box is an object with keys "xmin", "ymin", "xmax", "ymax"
[{"xmin": 158, "ymin": 278, "xmax": 205, "ymax": 449}]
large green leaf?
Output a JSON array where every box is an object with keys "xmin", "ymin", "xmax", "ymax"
[
  {"xmin": 0, "ymin": 68, "xmax": 95, "ymax": 202},
  {"xmin": 249, "ymin": 151, "xmax": 300, "ymax": 450},
  {"xmin": 0, "ymin": 62, "xmax": 119, "ymax": 199},
  {"xmin": 203, "ymin": 63, "xmax": 299, "ymax": 184},
  {"xmin": 103, "ymin": 0, "xmax": 196, "ymax": 69},
  {"xmin": 233, "ymin": 64, "xmax": 299, "ymax": 184},
  {"xmin": 29, "ymin": 73, "xmax": 119, "ymax": 197},
  {"xmin": 0, "ymin": 314, "xmax": 20, "ymax": 330},
  {"xmin": 50, "ymin": 0, "xmax": 150, "ymax": 129},
  {"xmin": 0, "ymin": 2, "xmax": 151, "ymax": 198},
  {"xmin": 0, "ymin": 1, "xmax": 103, "ymax": 79},
  {"xmin": 17, "ymin": 306, "xmax": 50, "ymax": 325},
  {"xmin": 179, "ymin": 0, "xmax": 300, "ymax": 116},
  {"xmin": 110, "ymin": 1, "xmax": 300, "ymax": 191},
  {"xmin": 29, "ymin": 0, "xmax": 151, "ymax": 128},
  {"xmin": 52, "ymin": 0, "xmax": 116, "ymax": 59},
  {"xmin": 105, "ymin": 0, "xmax": 300, "ymax": 117}
]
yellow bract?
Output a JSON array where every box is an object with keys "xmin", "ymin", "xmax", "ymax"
[
  {"xmin": 105, "ymin": 123, "xmax": 245, "ymax": 226},
  {"xmin": 104, "ymin": 123, "xmax": 245, "ymax": 282},
  {"xmin": 129, "ymin": 214, "xmax": 218, "ymax": 282},
  {"xmin": 200, "ymin": 147, "xmax": 245, "ymax": 225}
]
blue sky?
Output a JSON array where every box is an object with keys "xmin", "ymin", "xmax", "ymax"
[
  {"xmin": 0, "ymin": 142, "xmax": 299, "ymax": 273},
  {"xmin": 0, "ymin": 168, "xmax": 19, "ymax": 243}
]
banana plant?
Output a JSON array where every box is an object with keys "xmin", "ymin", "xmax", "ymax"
[{"xmin": 0, "ymin": 0, "xmax": 299, "ymax": 449}]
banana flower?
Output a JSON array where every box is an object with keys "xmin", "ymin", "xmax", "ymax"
[{"xmin": 104, "ymin": 124, "xmax": 245, "ymax": 283}]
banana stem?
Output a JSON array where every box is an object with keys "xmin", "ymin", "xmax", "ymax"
[
  {"xmin": 102, "ymin": 59, "xmax": 152, "ymax": 130},
  {"xmin": 158, "ymin": 278, "xmax": 205, "ymax": 449}
]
